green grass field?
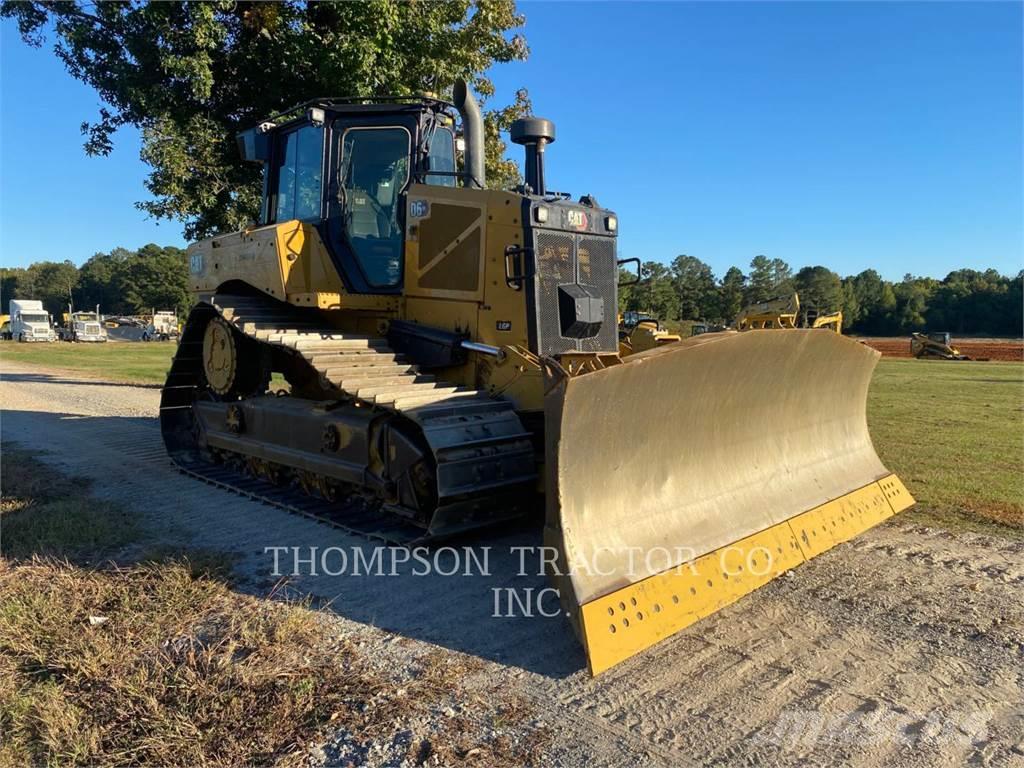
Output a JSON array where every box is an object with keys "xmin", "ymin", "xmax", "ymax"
[
  {"xmin": 2, "ymin": 341, "xmax": 1021, "ymax": 536},
  {"xmin": 868, "ymin": 359, "xmax": 1022, "ymax": 536},
  {"xmin": 0, "ymin": 340, "xmax": 175, "ymax": 385}
]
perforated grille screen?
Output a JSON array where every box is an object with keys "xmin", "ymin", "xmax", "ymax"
[{"xmin": 532, "ymin": 230, "xmax": 618, "ymax": 357}]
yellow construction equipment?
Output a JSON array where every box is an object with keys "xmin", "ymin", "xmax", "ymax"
[
  {"xmin": 806, "ymin": 309, "xmax": 843, "ymax": 333},
  {"xmin": 734, "ymin": 293, "xmax": 800, "ymax": 330},
  {"xmin": 689, "ymin": 321, "xmax": 727, "ymax": 336},
  {"xmin": 161, "ymin": 81, "xmax": 912, "ymax": 674},
  {"xmin": 735, "ymin": 292, "xmax": 842, "ymax": 334},
  {"xmin": 618, "ymin": 311, "xmax": 681, "ymax": 355},
  {"xmin": 910, "ymin": 331, "xmax": 970, "ymax": 360}
]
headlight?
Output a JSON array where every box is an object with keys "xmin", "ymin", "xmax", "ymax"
[
  {"xmin": 535, "ymin": 205, "xmax": 549, "ymax": 224},
  {"xmin": 605, "ymin": 215, "xmax": 618, "ymax": 232}
]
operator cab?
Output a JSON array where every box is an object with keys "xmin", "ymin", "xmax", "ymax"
[
  {"xmin": 235, "ymin": 83, "xmax": 622, "ymax": 357},
  {"xmin": 238, "ymin": 97, "xmax": 462, "ymax": 295}
]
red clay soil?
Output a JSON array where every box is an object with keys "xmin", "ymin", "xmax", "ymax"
[{"xmin": 860, "ymin": 337, "xmax": 1024, "ymax": 361}]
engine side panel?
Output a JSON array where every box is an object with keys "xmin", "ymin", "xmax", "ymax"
[
  {"xmin": 186, "ymin": 221, "xmax": 399, "ymax": 313},
  {"xmin": 402, "ymin": 183, "xmax": 542, "ymax": 408}
]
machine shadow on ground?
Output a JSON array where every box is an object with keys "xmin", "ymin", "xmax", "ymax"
[{"xmin": 0, "ymin": 408, "xmax": 587, "ymax": 678}]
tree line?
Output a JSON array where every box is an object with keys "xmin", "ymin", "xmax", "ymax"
[
  {"xmin": 3, "ymin": 245, "xmax": 1019, "ymax": 337},
  {"xmin": 1, "ymin": 245, "xmax": 189, "ymax": 319},
  {"xmin": 620, "ymin": 255, "xmax": 1022, "ymax": 336}
]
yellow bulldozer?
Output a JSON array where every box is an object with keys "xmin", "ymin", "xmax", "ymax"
[
  {"xmin": 734, "ymin": 292, "xmax": 843, "ymax": 333},
  {"xmin": 617, "ymin": 310, "xmax": 681, "ymax": 355},
  {"xmin": 162, "ymin": 81, "xmax": 912, "ymax": 674}
]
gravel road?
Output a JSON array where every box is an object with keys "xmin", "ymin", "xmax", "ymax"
[{"xmin": 2, "ymin": 358, "xmax": 1022, "ymax": 767}]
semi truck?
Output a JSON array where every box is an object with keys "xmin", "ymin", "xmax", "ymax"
[
  {"xmin": 59, "ymin": 304, "xmax": 108, "ymax": 342},
  {"xmin": 8, "ymin": 299, "xmax": 56, "ymax": 342}
]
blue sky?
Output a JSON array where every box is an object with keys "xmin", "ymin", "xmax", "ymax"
[{"xmin": 2, "ymin": 2, "xmax": 1022, "ymax": 281}]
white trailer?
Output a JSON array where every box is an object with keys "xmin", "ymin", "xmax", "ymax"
[
  {"xmin": 143, "ymin": 310, "xmax": 180, "ymax": 341},
  {"xmin": 8, "ymin": 299, "xmax": 56, "ymax": 342}
]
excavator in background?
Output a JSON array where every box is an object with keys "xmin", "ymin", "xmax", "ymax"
[
  {"xmin": 618, "ymin": 310, "xmax": 681, "ymax": 355},
  {"xmin": 803, "ymin": 307, "xmax": 844, "ymax": 333},
  {"xmin": 161, "ymin": 80, "xmax": 912, "ymax": 675},
  {"xmin": 911, "ymin": 332, "xmax": 971, "ymax": 360},
  {"xmin": 734, "ymin": 292, "xmax": 843, "ymax": 334}
]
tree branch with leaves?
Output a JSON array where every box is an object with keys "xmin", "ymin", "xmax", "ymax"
[{"xmin": 2, "ymin": 0, "xmax": 531, "ymax": 240}]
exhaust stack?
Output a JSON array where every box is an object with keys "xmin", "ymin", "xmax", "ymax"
[
  {"xmin": 511, "ymin": 117, "xmax": 556, "ymax": 195},
  {"xmin": 452, "ymin": 80, "xmax": 485, "ymax": 189}
]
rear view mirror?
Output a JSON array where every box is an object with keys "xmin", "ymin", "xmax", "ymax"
[
  {"xmin": 618, "ymin": 257, "xmax": 641, "ymax": 287},
  {"xmin": 236, "ymin": 123, "xmax": 274, "ymax": 163}
]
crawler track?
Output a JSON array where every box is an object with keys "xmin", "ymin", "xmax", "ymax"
[{"xmin": 160, "ymin": 294, "xmax": 537, "ymax": 544}]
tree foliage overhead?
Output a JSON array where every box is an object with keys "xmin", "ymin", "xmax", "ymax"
[{"xmin": 2, "ymin": 0, "xmax": 530, "ymax": 240}]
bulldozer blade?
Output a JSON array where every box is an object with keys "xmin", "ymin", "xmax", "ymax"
[{"xmin": 543, "ymin": 330, "xmax": 914, "ymax": 675}]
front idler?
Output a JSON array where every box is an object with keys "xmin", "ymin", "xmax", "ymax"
[{"xmin": 202, "ymin": 316, "xmax": 268, "ymax": 399}]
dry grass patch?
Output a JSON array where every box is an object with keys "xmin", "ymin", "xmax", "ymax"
[
  {"xmin": 0, "ymin": 561, "xmax": 545, "ymax": 767},
  {"xmin": 0, "ymin": 560, "xmax": 377, "ymax": 766},
  {"xmin": 0, "ymin": 448, "xmax": 546, "ymax": 767}
]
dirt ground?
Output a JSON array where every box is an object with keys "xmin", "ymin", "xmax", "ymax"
[
  {"xmin": 2, "ymin": 359, "xmax": 1022, "ymax": 767},
  {"xmin": 861, "ymin": 336, "xmax": 1023, "ymax": 361}
]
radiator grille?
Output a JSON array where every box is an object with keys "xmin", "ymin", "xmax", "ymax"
[{"xmin": 532, "ymin": 230, "xmax": 618, "ymax": 357}]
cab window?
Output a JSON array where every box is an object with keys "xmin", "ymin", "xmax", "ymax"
[
  {"xmin": 426, "ymin": 127, "xmax": 456, "ymax": 187},
  {"xmin": 274, "ymin": 124, "xmax": 324, "ymax": 222},
  {"xmin": 339, "ymin": 127, "xmax": 410, "ymax": 287}
]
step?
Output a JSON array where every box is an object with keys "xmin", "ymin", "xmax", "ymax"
[
  {"xmin": 411, "ymin": 398, "xmax": 511, "ymax": 419},
  {"xmin": 321, "ymin": 363, "xmax": 419, "ymax": 381},
  {"xmin": 245, "ymin": 322, "xmax": 320, "ymax": 334},
  {"xmin": 309, "ymin": 352, "xmax": 405, "ymax": 368},
  {"xmin": 359, "ymin": 383, "xmax": 463, "ymax": 401},
  {"xmin": 314, "ymin": 352, "xmax": 409, "ymax": 366},
  {"xmin": 281, "ymin": 329, "xmax": 377, "ymax": 340},
  {"xmin": 252, "ymin": 327, "xmax": 323, "ymax": 340},
  {"xmin": 220, "ymin": 308, "xmax": 301, "ymax": 322},
  {"xmin": 269, "ymin": 332, "xmax": 378, "ymax": 347},
  {"xmin": 336, "ymin": 374, "xmax": 435, "ymax": 390},
  {"xmin": 289, "ymin": 338, "xmax": 390, "ymax": 352},
  {"xmin": 392, "ymin": 390, "xmax": 486, "ymax": 410}
]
